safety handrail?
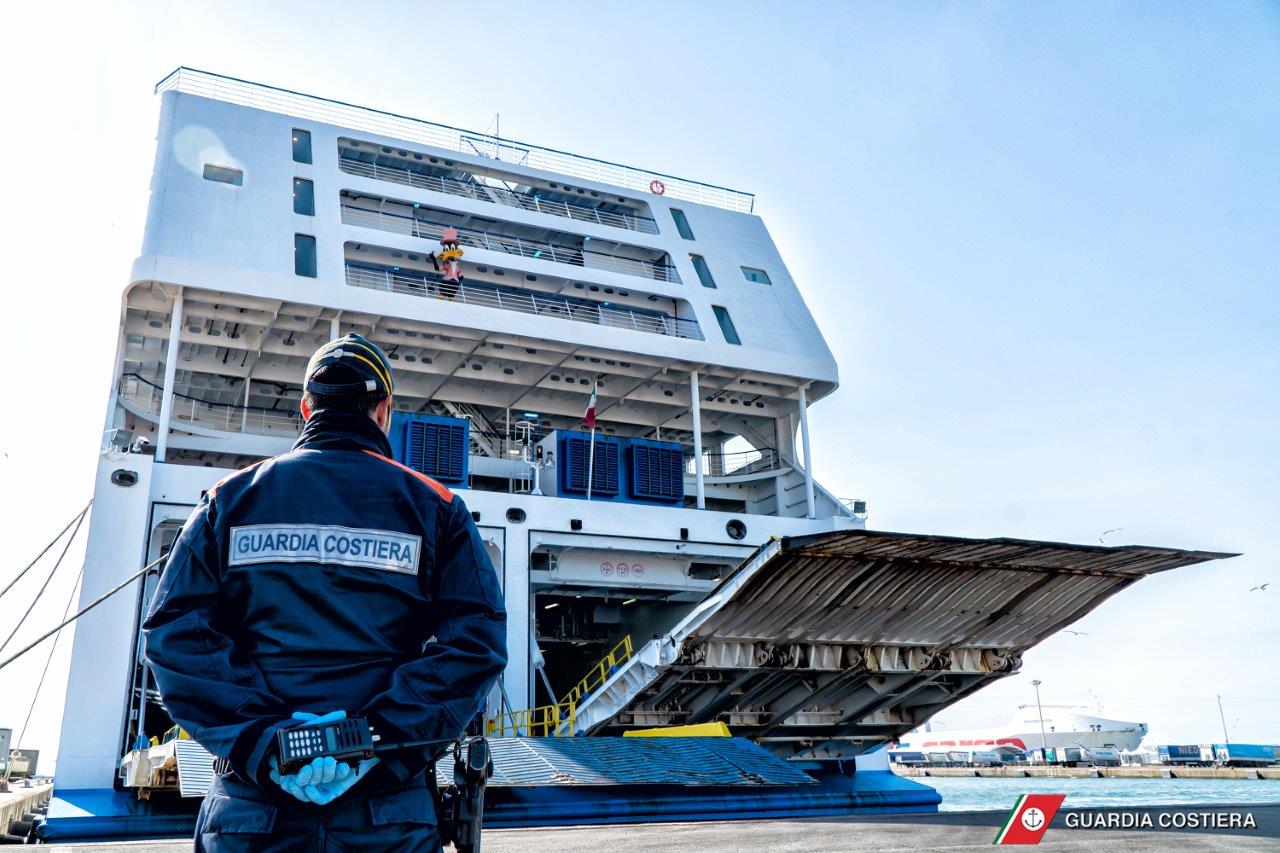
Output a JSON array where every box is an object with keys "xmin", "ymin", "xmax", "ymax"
[
  {"xmin": 118, "ymin": 374, "xmax": 303, "ymax": 437},
  {"xmin": 339, "ymin": 157, "xmax": 661, "ymax": 235},
  {"xmin": 687, "ymin": 447, "xmax": 780, "ymax": 477},
  {"xmin": 344, "ymin": 265, "xmax": 703, "ymax": 340},
  {"xmin": 563, "ymin": 635, "xmax": 634, "ymax": 709},
  {"xmin": 340, "ymin": 205, "xmax": 682, "ymax": 284},
  {"xmin": 155, "ymin": 67, "xmax": 755, "ymax": 213},
  {"xmin": 485, "ymin": 701, "xmax": 576, "ymax": 738},
  {"xmin": 487, "ymin": 636, "xmax": 632, "ymax": 738}
]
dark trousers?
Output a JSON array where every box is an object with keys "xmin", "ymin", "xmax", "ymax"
[{"xmin": 195, "ymin": 772, "xmax": 442, "ymax": 852}]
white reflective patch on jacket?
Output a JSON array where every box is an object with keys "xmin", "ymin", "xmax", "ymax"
[{"xmin": 229, "ymin": 524, "xmax": 421, "ymax": 574}]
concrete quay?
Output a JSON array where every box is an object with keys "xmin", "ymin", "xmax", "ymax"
[
  {"xmin": 41, "ymin": 804, "xmax": 1280, "ymax": 852},
  {"xmin": 0, "ymin": 782, "xmax": 52, "ymax": 836}
]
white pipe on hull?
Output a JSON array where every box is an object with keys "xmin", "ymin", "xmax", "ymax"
[
  {"xmin": 798, "ymin": 383, "xmax": 816, "ymax": 519},
  {"xmin": 155, "ymin": 289, "xmax": 184, "ymax": 464},
  {"xmin": 690, "ymin": 370, "xmax": 705, "ymax": 510}
]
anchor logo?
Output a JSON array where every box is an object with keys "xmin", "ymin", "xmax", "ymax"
[{"xmin": 994, "ymin": 793, "xmax": 1065, "ymax": 845}]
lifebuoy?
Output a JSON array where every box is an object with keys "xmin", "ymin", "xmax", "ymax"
[{"xmin": 649, "ymin": 179, "xmax": 665, "ymax": 195}]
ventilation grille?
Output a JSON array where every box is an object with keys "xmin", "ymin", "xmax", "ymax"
[
  {"xmin": 561, "ymin": 435, "xmax": 620, "ymax": 496},
  {"xmin": 629, "ymin": 443, "xmax": 684, "ymax": 502},
  {"xmin": 405, "ymin": 419, "xmax": 468, "ymax": 483}
]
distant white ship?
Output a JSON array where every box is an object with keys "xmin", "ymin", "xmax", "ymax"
[{"xmin": 897, "ymin": 706, "xmax": 1148, "ymax": 753}]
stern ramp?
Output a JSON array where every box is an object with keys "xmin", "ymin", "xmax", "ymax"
[{"xmin": 568, "ymin": 529, "xmax": 1232, "ymax": 758}]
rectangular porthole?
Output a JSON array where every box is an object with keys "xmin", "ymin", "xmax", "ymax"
[
  {"xmin": 670, "ymin": 208, "xmax": 695, "ymax": 240},
  {"xmin": 292, "ymin": 129, "xmax": 313, "ymax": 164},
  {"xmin": 294, "ymin": 234, "xmax": 317, "ymax": 278},
  {"xmin": 690, "ymin": 254, "xmax": 717, "ymax": 288},
  {"xmin": 293, "ymin": 177, "xmax": 315, "ymax": 216},
  {"xmin": 712, "ymin": 305, "xmax": 741, "ymax": 345},
  {"xmin": 203, "ymin": 164, "xmax": 243, "ymax": 186},
  {"xmin": 741, "ymin": 266, "xmax": 771, "ymax": 284}
]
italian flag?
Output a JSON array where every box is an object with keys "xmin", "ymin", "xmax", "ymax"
[
  {"xmin": 584, "ymin": 382, "xmax": 598, "ymax": 430},
  {"xmin": 993, "ymin": 793, "xmax": 1065, "ymax": 845}
]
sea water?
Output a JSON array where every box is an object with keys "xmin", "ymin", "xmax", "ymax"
[{"xmin": 921, "ymin": 776, "xmax": 1280, "ymax": 811}]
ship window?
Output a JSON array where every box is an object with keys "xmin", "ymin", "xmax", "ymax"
[
  {"xmin": 293, "ymin": 178, "xmax": 315, "ymax": 216},
  {"xmin": 670, "ymin": 208, "xmax": 695, "ymax": 240},
  {"xmin": 690, "ymin": 254, "xmax": 716, "ymax": 289},
  {"xmin": 741, "ymin": 266, "xmax": 771, "ymax": 285},
  {"xmin": 292, "ymin": 129, "xmax": 313, "ymax": 164},
  {"xmin": 203, "ymin": 164, "xmax": 242, "ymax": 186},
  {"xmin": 294, "ymin": 234, "xmax": 317, "ymax": 277},
  {"xmin": 712, "ymin": 305, "xmax": 741, "ymax": 345}
]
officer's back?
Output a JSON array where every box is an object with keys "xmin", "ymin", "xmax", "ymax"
[{"xmin": 144, "ymin": 334, "xmax": 507, "ymax": 852}]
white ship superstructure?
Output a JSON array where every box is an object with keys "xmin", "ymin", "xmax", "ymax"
[
  {"xmin": 44, "ymin": 71, "xmax": 1231, "ymax": 837},
  {"xmin": 56, "ymin": 68, "xmax": 861, "ymax": 791}
]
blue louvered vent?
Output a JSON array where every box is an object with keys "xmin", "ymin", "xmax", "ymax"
[
  {"xmin": 628, "ymin": 440, "xmax": 685, "ymax": 503},
  {"xmin": 560, "ymin": 433, "xmax": 620, "ymax": 496},
  {"xmin": 404, "ymin": 418, "xmax": 468, "ymax": 484}
]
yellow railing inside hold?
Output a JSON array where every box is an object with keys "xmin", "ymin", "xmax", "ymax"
[
  {"xmin": 565, "ymin": 634, "xmax": 633, "ymax": 709},
  {"xmin": 486, "ymin": 635, "xmax": 634, "ymax": 737},
  {"xmin": 485, "ymin": 702, "xmax": 575, "ymax": 738}
]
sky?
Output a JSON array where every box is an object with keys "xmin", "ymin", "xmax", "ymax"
[{"xmin": 0, "ymin": 1, "xmax": 1277, "ymax": 773}]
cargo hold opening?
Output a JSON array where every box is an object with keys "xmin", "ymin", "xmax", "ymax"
[
  {"xmin": 532, "ymin": 591, "xmax": 686, "ymax": 708},
  {"xmin": 528, "ymin": 547, "xmax": 736, "ymax": 711}
]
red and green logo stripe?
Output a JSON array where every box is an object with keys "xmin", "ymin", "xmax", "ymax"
[{"xmin": 994, "ymin": 793, "xmax": 1065, "ymax": 845}]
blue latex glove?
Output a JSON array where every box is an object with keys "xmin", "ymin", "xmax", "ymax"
[
  {"xmin": 300, "ymin": 755, "xmax": 379, "ymax": 805},
  {"xmin": 269, "ymin": 753, "xmax": 347, "ymax": 803},
  {"xmin": 268, "ymin": 711, "xmax": 379, "ymax": 805}
]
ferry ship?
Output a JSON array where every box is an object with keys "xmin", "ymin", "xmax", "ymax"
[
  {"xmin": 898, "ymin": 706, "xmax": 1150, "ymax": 754},
  {"xmin": 33, "ymin": 68, "xmax": 1232, "ymax": 841}
]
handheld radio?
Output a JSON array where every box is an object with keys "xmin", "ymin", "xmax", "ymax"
[
  {"xmin": 273, "ymin": 716, "xmax": 490, "ymax": 852},
  {"xmin": 274, "ymin": 716, "xmax": 378, "ymax": 774}
]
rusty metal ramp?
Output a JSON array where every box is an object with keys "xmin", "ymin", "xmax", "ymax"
[{"xmin": 568, "ymin": 530, "xmax": 1234, "ymax": 758}]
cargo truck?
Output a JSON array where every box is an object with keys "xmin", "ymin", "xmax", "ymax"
[{"xmin": 1213, "ymin": 744, "xmax": 1277, "ymax": 767}]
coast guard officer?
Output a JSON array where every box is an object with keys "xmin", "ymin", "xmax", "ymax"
[{"xmin": 144, "ymin": 334, "xmax": 507, "ymax": 852}]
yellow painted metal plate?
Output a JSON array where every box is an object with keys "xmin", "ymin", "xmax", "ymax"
[{"xmin": 624, "ymin": 722, "xmax": 731, "ymax": 738}]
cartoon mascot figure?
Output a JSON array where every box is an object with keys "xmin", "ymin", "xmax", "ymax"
[{"xmin": 432, "ymin": 226, "xmax": 464, "ymax": 298}]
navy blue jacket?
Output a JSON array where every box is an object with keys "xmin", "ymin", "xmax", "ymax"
[{"xmin": 143, "ymin": 410, "xmax": 507, "ymax": 792}]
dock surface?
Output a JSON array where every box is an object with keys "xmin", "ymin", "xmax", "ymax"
[
  {"xmin": 0, "ymin": 782, "xmax": 52, "ymax": 832},
  {"xmin": 39, "ymin": 804, "xmax": 1280, "ymax": 851}
]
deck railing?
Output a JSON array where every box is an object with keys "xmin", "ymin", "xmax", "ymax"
[
  {"xmin": 341, "ymin": 205, "xmax": 681, "ymax": 284},
  {"xmin": 688, "ymin": 447, "xmax": 780, "ymax": 477},
  {"xmin": 156, "ymin": 67, "xmax": 755, "ymax": 213},
  {"xmin": 345, "ymin": 265, "xmax": 703, "ymax": 340},
  {"xmin": 339, "ymin": 157, "xmax": 661, "ymax": 235},
  {"xmin": 119, "ymin": 374, "xmax": 303, "ymax": 437}
]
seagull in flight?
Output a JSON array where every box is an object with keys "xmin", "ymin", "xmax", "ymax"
[
  {"xmin": 1098, "ymin": 528, "xmax": 1124, "ymax": 544},
  {"xmin": 1063, "ymin": 630, "xmax": 1089, "ymax": 636},
  {"xmin": 1250, "ymin": 583, "xmax": 1270, "ymax": 592}
]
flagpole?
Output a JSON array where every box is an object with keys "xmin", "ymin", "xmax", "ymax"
[
  {"xmin": 584, "ymin": 380, "xmax": 598, "ymax": 501},
  {"xmin": 586, "ymin": 425, "xmax": 596, "ymax": 501}
]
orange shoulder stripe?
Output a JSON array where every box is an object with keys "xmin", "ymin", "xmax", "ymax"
[
  {"xmin": 208, "ymin": 458, "xmax": 268, "ymax": 498},
  {"xmin": 362, "ymin": 450, "xmax": 455, "ymax": 502}
]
